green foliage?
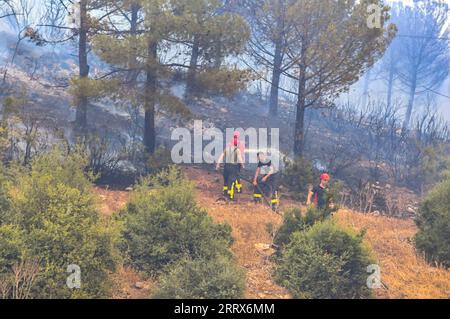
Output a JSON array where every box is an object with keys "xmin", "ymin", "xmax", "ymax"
[
  {"xmin": 196, "ymin": 68, "xmax": 253, "ymax": 97},
  {"xmin": 146, "ymin": 147, "xmax": 173, "ymax": 174},
  {"xmin": 0, "ymin": 224, "xmax": 26, "ymax": 274},
  {"xmin": 327, "ymin": 179, "xmax": 343, "ymax": 208},
  {"xmin": 68, "ymin": 77, "xmax": 118, "ymax": 105},
  {"xmin": 121, "ymin": 166, "xmax": 233, "ymax": 276},
  {"xmin": 282, "ymin": 158, "xmax": 313, "ymax": 200},
  {"xmin": 0, "ymin": 164, "xmax": 12, "ymax": 224},
  {"xmin": 157, "ymin": 94, "xmax": 192, "ymax": 119},
  {"xmin": 174, "ymin": 0, "xmax": 250, "ymax": 57},
  {"xmin": 0, "ymin": 126, "xmax": 8, "ymax": 161},
  {"xmin": 274, "ymin": 206, "xmax": 333, "ymax": 249},
  {"xmin": 2, "ymin": 94, "xmax": 28, "ymax": 115},
  {"xmin": 153, "ymin": 256, "xmax": 245, "ymax": 299},
  {"xmin": 275, "ymin": 220, "xmax": 374, "ymax": 299},
  {"xmin": 274, "ymin": 208, "xmax": 307, "ymax": 248},
  {"xmin": 415, "ymin": 177, "xmax": 450, "ymax": 267},
  {"xmin": 0, "ymin": 149, "xmax": 121, "ymax": 298},
  {"xmin": 416, "ymin": 145, "xmax": 448, "ymax": 191}
]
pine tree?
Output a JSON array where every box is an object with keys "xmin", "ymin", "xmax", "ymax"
[
  {"xmin": 173, "ymin": 0, "xmax": 249, "ymax": 99},
  {"xmin": 93, "ymin": 0, "xmax": 250, "ymax": 154},
  {"xmin": 40, "ymin": 0, "xmax": 117, "ymax": 133},
  {"xmin": 284, "ymin": 0, "xmax": 394, "ymax": 157}
]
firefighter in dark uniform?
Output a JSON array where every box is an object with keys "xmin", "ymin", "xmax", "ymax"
[{"xmin": 307, "ymin": 173, "xmax": 330, "ymax": 209}]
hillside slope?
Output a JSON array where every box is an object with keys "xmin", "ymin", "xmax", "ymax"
[
  {"xmin": 96, "ymin": 166, "xmax": 450, "ymax": 299},
  {"xmin": 335, "ymin": 210, "xmax": 450, "ymax": 299}
]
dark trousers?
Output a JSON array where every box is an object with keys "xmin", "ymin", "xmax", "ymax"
[
  {"xmin": 254, "ymin": 173, "xmax": 279, "ymax": 207},
  {"xmin": 223, "ymin": 164, "xmax": 240, "ymax": 200},
  {"xmin": 236, "ymin": 165, "xmax": 242, "ymax": 193}
]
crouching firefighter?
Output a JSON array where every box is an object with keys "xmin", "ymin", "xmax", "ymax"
[
  {"xmin": 216, "ymin": 136, "xmax": 245, "ymax": 201},
  {"xmin": 253, "ymin": 152, "xmax": 279, "ymax": 211}
]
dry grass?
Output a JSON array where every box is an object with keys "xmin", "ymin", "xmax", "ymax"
[
  {"xmin": 334, "ymin": 209, "xmax": 450, "ymax": 299},
  {"xmin": 95, "ymin": 187, "xmax": 130, "ymax": 216},
  {"xmin": 110, "ymin": 266, "xmax": 154, "ymax": 299}
]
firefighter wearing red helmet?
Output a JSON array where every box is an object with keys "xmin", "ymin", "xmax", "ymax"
[
  {"xmin": 307, "ymin": 173, "xmax": 330, "ymax": 209},
  {"xmin": 216, "ymin": 131, "xmax": 245, "ymax": 201}
]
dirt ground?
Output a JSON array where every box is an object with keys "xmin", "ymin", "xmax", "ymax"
[
  {"xmin": 95, "ymin": 187, "xmax": 130, "ymax": 216},
  {"xmin": 95, "ymin": 166, "xmax": 450, "ymax": 299}
]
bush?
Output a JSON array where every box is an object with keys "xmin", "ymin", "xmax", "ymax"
[
  {"xmin": 274, "ymin": 206, "xmax": 334, "ymax": 249},
  {"xmin": 275, "ymin": 220, "xmax": 374, "ymax": 299},
  {"xmin": 0, "ymin": 224, "xmax": 26, "ymax": 274},
  {"xmin": 146, "ymin": 147, "xmax": 174, "ymax": 174},
  {"xmin": 327, "ymin": 179, "xmax": 343, "ymax": 208},
  {"xmin": 0, "ymin": 126, "xmax": 8, "ymax": 162},
  {"xmin": 0, "ymin": 149, "xmax": 121, "ymax": 298},
  {"xmin": 153, "ymin": 256, "xmax": 245, "ymax": 299},
  {"xmin": 282, "ymin": 158, "xmax": 313, "ymax": 200},
  {"xmin": 0, "ymin": 164, "xmax": 12, "ymax": 224},
  {"xmin": 121, "ymin": 166, "xmax": 234, "ymax": 276},
  {"xmin": 414, "ymin": 178, "xmax": 450, "ymax": 267},
  {"xmin": 274, "ymin": 208, "xmax": 307, "ymax": 248}
]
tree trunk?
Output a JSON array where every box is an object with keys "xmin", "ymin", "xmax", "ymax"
[
  {"xmin": 386, "ymin": 50, "xmax": 395, "ymax": 110},
  {"xmin": 403, "ymin": 77, "xmax": 417, "ymax": 130},
  {"xmin": 75, "ymin": 0, "xmax": 89, "ymax": 133},
  {"xmin": 130, "ymin": 3, "xmax": 139, "ymax": 33},
  {"xmin": 293, "ymin": 63, "xmax": 307, "ymax": 158},
  {"xmin": 294, "ymin": 97, "xmax": 306, "ymax": 157},
  {"xmin": 362, "ymin": 69, "xmax": 371, "ymax": 107},
  {"xmin": 386, "ymin": 67, "xmax": 394, "ymax": 110},
  {"xmin": 143, "ymin": 42, "xmax": 158, "ymax": 154},
  {"xmin": 214, "ymin": 42, "xmax": 222, "ymax": 69},
  {"xmin": 127, "ymin": 3, "xmax": 140, "ymax": 84},
  {"xmin": 269, "ymin": 39, "xmax": 283, "ymax": 116},
  {"xmin": 185, "ymin": 37, "xmax": 200, "ymax": 99}
]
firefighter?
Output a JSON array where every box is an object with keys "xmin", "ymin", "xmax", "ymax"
[
  {"xmin": 253, "ymin": 152, "xmax": 279, "ymax": 210},
  {"xmin": 230, "ymin": 131, "xmax": 245, "ymax": 194},
  {"xmin": 307, "ymin": 173, "xmax": 330, "ymax": 209},
  {"xmin": 216, "ymin": 135, "xmax": 245, "ymax": 201}
]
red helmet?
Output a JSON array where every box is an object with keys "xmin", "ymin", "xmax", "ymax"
[
  {"xmin": 320, "ymin": 173, "xmax": 330, "ymax": 181},
  {"xmin": 233, "ymin": 131, "xmax": 240, "ymax": 146}
]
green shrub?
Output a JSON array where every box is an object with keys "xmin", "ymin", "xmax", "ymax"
[
  {"xmin": 0, "ymin": 224, "xmax": 26, "ymax": 274},
  {"xmin": 414, "ymin": 178, "xmax": 450, "ymax": 267},
  {"xmin": 1, "ymin": 149, "xmax": 121, "ymax": 298},
  {"xmin": 275, "ymin": 220, "xmax": 374, "ymax": 299},
  {"xmin": 274, "ymin": 208, "xmax": 307, "ymax": 248},
  {"xmin": 121, "ymin": 166, "xmax": 234, "ymax": 276},
  {"xmin": 282, "ymin": 158, "xmax": 313, "ymax": 200},
  {"xmin": 274, "ymin": 206, "xmax": 333, "ymax": 249},
  {"xmin": 0, "ymin": 126, "xmax": 8, "ymax": 161},
  {"xmin": 327, "ymin": 179, "xmax": 343, "ymax": 208},
  {"xmin": 147, "ymin": 147, "xmax": 173, "ymax": 174},
  {"xmin": 0, "ymin": 164, "xmax": 11, "ymax": 224},
  {"xmin": 153, "ymin": 256, "xmax": 245, "ymax": 299}
]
